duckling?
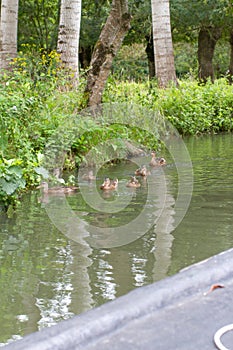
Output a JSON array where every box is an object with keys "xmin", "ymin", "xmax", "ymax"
[
  {"xmin": 100, "ymin": 177, "xmax": 111, "ymax": 190},
  {"xmin": 100, "ymin": 178, "xmax": 118, "ymax": 190},
  {"xmin": 81, "ymin": 170, "xmax": 96, "ymax": 181},
  {"xmin": 109, "ymin": 179, "xmax": 118, "ymax": 190},
  {"xmin": 126, "ymin": 176, "xmax": 141, "ymax": 188},
  {"xmin": 149, "ymin": 151, "xmax": 166, "ymax": 166},
  {"xmin": 37, "ymin": 181, "xmax": 78, "ymax": 194},
  {"xmin": 135, "ymin": 165, "xmax": 151, "ymax": 177}
]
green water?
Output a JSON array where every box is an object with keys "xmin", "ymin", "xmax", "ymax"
[{"xmin": 0, "ymin": 133, "xmax": 233, "ymax": 345}]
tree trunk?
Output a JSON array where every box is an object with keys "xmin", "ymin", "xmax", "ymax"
[
  {"xmin": 228, "ymin": 29, "xmax": 233, "ymax": 84},
  {"xmin": 0, "ymin": 0, "xmax": 19, "ymax": 70},
  {"xmin": 85, "ymin": 0, "xmax": 131, "ymax": 107},
  {"xmin": 151, "ymin": 0, "xmax": 178, "ymax": 88},
  {"xmin": 57, "ymin": 0, "xmax": 82, "ymax": 83},
  {"xmin": 79, "ymin": 45, "xmax": 92, "ymax": 69},
  {"xmin": 145, "ymin": 31, "xmax": 155, "ymax": 79},
  {"xmin": 197, "ymin": 27, "xmax": 222, "ymax": 83}
]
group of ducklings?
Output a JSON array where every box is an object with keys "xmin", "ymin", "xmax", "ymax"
[
  {"xmin": 37, "ymin": 152, "xmax": 166, "ymax": 194},
  {"xmin": 100, "ymin": 151, "xmax": 166, "ymax": 191}
]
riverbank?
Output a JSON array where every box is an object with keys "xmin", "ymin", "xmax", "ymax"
[{"xmin": 1, "ymin": 56, "xmax": 233, "ymax": 210}]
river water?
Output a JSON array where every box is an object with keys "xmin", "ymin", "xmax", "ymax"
[{"xmin": 0, "ymin": 133, "xmax": 232, "ymax": 345}]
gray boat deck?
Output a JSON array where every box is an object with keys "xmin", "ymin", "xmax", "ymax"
[{"xmin": 4, "ymin": 248, "xmax": 233, "ymax": 350}]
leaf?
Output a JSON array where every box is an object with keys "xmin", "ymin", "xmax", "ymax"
[
  {"xmin": 34, "ymin": 166, "xmax": 49, "ymax": 179},
  {"xmin": 112, "ymin": 144, "xmax": 118, "ymax": 151},
  {"xmin": 0, "ymin": 178, "xmax": 25, "ymax": 195},
  {"xmin": 7, "ymin": 165, "xmax": 23, "ymax": 178},
  {"xmin": 37, "ymin": 152, "xmax": 44, "ymax": 163},
  {"xmin": 0, "ymin": 179, "xmax": 18, "ymax": 195},
  {"xmin": 204, "ymin": 284, "xmax": 225, "ymax": 296}
]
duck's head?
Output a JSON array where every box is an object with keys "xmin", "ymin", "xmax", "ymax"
[
  {"xmin": 151, "ymin": 151, "xmax": 156, "ymax": 157},
  {"xmin": 37, "ymin": 181, "xmax": 49, "ymax": 192},
  {"xmin": 159, "ymin": 157, "xmax": 166, "ymax": 165}
]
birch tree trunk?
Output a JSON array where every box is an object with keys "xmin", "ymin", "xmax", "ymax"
[
  {"xmin": 57, "ymin": 0, "xmax": 82, "ymax": 83},
  {"xmin": 0, "ymin": 0, "xmax": 19, "ymax": 70},
  {"xmin": 85, "ymin": 0, "xmax": 131, "ymax": 107},
  {"xmin": 197, "ymin": 27, "xmax": 222, "ymax": 83},
  {"xmin": 151, "ymin": 0, "xmax": 177, "ymax": 87}
]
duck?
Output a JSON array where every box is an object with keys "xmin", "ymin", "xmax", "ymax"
[
  {"xmin": 100, "ymin": 178, "xmax": 118, "ymax": 190},
  {"xmin": 149, "ymin": 151, "xmax": 166, "ymax": 166},
  {"xmin": 135, "ymin": 165, "xmax": 151, "ymax": 177},
  {"xmin": 126, "ymin": 176, "xmax": 141, "ymax": 188},
  {"xmin": 100, "ymin": 177, "xmax": 111, "ymax": 189},
  {"xmin": 37, "ymin": 181, "xmax": 78, "ymax": 194},
  {"xmin": 81, "ymin": 170, "xmax": 96, "ymax": 181}
]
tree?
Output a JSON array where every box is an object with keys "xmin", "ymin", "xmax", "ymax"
[
  {"xmin": 151, "ymin": 0, "xmax": 178, "ymax": 87},
  {"xmin": 170, "ymin": 0, "xmax": 232, "ymax": 82},
  {"xmin": 198, "ymin": 27, "xmax": 222, "ymax": 82},
  {"xmin": 0, "ymin": 0, "xmax": 19, "ymax": 70},
  {"xmin": 57, "ymin": 0, "xmax": 82, "ymax": 82},
  {"xmin": 84, "ymin": 0, "xmax": 131, "ymax": 107}
]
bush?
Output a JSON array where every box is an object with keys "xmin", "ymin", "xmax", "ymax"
[
  {"xmin": 104, "ymin": 77, "xmax": 233, "ymax": 135},
  {"xmin": 1, "ymin": 47, "xmax": 233, "ymax": 210}
]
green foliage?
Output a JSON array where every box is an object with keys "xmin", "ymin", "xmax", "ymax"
[
  {"xmin": 112, "ymin": 43, "xmax": 149, "ymax": 81},
  {"xmin": 18, "ymin": 0, "xmax": 59, "ymax": 51},
  {"xmin": 104, "ymin": 77, "xmax": 233, "ymax": 135},
  {"xmin": 171, "ymin": 0, "xmax": 232, "ymax": 33},
  {"xmin": 72, "ymin": 122, "xmax": 159, "ymax": 167},
  {"xmin": 0, "ymin": 158, "xmax": 26, "ymax": 210},
  {"xmin": 1, "ymin": 47, "xmax": 233, "ymax": 211},
  {"xmin": 80, "ymin": 0, "xmax": 110, "ymax": 49},
  {"xmin": 124, "ymin": 0, "xmax": 151, "ymax": 45},
  {"xmin": 156, "ymin": 79, "xmax": 233, "ymax": 134},
  {"xmin": 0, "ymin": 47, "xmax": 85, "ymax": 209}
]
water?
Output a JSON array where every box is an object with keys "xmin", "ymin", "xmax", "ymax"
[{"xmin": 0, "ymin": 133, "xmax": 233, "ymax": 346}]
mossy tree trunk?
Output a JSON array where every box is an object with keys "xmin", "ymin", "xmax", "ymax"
[
  {"xmin": 197, "ymin": 26, "xmax": 222, "ymax": 83},
  {"xmin": 84, "ymin": 0, "xmax": 131, "ymax": 107}
]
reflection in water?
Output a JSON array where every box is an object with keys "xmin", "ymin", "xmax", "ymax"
[
  {"xmin": 0, "ymin": 133, "xmax": 233, "ymax": 346},
  {"xmin": 169, "ymin": 133, "xmax": 233, "ymax": 274},
  {"xmin": 152, "ymin": 174, "xmax": 175, "ymax": 282},
  {"xmin": 38, "ymin": 195, "xmax": 94, "ymax": 316}
]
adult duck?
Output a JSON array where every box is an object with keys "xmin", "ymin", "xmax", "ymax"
[
  {"xmin": 100, "ymin": 178, "xmax": 118, "ymax": 190},
  {"xmin": 37, "ymin": 181, "xmax": 78, "ymax": 194},
  {"xmin": 149, "ymin": 151, "xmax": 166, "ymax": 166},
  {"xmin": 135, "ymin": 165, "xmax": 151, "ymax": 177},
  {"xmin": 126, "ymin": 176, "xmax": 141, "ymax": 188}
]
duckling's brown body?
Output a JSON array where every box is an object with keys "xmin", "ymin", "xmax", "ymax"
[
  {"xmin": 126, "ymin": 176, "xmax": 141, "ymax": 188},
  {"xmin": 100, "ymin": 178, "xmax": 118, "ymax": 190},
  {"xmin": 149, "ymin": 151, "xmax": 166, "ymax": 166},
  {"xmin": 135, "ymin": 165, "xmax": 150, "ymax": 177}
]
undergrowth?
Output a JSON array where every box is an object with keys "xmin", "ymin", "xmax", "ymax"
[{"xmin": 0, "ymin": 48, "xmax": 233, "ymax": 211}]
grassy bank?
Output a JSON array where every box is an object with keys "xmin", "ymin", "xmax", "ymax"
[{"xmin": 0, "ymin": 51, "xmax": 233, "ymax": 210}]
